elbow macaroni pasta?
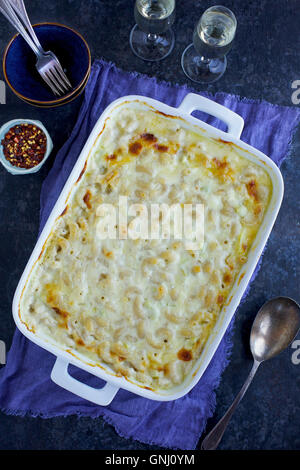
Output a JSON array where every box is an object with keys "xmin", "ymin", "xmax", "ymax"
[{"xmin": 19, "ymin": 102, "xmax": 272, "ymax": 391}]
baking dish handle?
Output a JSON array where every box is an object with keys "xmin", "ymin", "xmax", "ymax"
[
  {"xmin": 51, "ymin": 357, "xmax": 119, "ymax": 406},
  {"xmin": 178, "ymin": 93, "xmax": 244, "ymax": 139}
]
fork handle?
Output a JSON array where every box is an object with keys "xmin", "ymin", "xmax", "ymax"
[
  {"xmin": 8, "ymin": 0, "xmax": 44, "ymax": 53},
  {"xmin": 0, "ymin": 0, "xmax": 40, "ymax": 56}
]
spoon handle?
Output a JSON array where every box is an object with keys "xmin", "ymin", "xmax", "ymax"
[
  {"xmin": 201, "ymin": 360, "xmax": 260, "ymax": 450},
  {"xmin": 0, "ymin": 0, "xmax": 39, "ymax": 55},
  {"xmin": 8, "ymin": 0, "xmax": 44, "ymax": 53}
]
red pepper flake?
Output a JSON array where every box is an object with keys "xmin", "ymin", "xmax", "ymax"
[
  {"xmin": 76, "ymin": 338, "xmax": 85, "ymax": 347},
  {"xmin": 177, "ymin": 348, "xmax": 193, "ymax": 362},
  {"xmin": 83, "ymin": 190, "xmax": 92, "ymax": 209},
  {"xmin": 129, "ymin": 141, "xmax": 142, "ymax": 155},
  {"xmin": 1, "ymin": 123, "xmax": 47, "ymax": 169},
  {"xmin": 154, "ymin": 143, "xmax": 169, "ymax": 153},
  {"xmin": 140, "ymin": 133, "xmax": 158, "ymax": 144}
]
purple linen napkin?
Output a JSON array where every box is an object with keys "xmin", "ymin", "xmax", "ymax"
[{"xmin": 0, "ymin": 59, "xmax": 299, "ymax": 450}]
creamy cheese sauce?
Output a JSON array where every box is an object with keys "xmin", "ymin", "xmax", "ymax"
[{"xmin": 20, "ymin": 103, "xmax": 272, "ymax": 390}]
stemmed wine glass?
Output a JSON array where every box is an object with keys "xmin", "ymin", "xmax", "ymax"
[
  {"xmin": 181, "ymin": 6, "xmax": 237, "ymax": 83},
  {"xmin": 130, "ymin": 0, "xmax": 176, "ymax": 61}
]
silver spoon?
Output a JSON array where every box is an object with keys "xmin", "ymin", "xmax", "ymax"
[{"xmin": 201, "ymin": 296, "xmax": 300, "ymax": 450}]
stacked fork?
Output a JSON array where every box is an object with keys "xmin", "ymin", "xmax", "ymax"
[{"xmin": 0, "ymin": 0, "xmax": 72, "ymax": 96}]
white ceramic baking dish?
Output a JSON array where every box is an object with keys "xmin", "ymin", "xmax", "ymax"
[{"xmin": 13, "ymin": 93, "xmax": 284, "ymax": 406}]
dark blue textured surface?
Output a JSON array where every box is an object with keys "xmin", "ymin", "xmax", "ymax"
[
  {"xmin": 0, "ymin": 0, "xmax": 299, "ymax": 451},
  {"xmin": 4, "ymin": 23, "xmax": 90, "ymax": 102}
]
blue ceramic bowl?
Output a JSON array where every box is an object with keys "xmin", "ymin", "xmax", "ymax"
[
  {"xmin": 0, "ymin": 119, "xmax": 53, "ymax": 175},
  {"xmin": 3, "ymin": 23, "xmax": 91, "ymax": 106},
  {"xmin": 23, "ymin": 70, "xmax": 91, "ymax": 108}
]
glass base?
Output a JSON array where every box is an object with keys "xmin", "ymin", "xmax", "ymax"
[
  {"xmin": 130, "ymin": 24, "xmax": 174, "ymax": 62},
  {"xmin": 181, "ymin": 44, "xmax": 227, "ymax": 84}
]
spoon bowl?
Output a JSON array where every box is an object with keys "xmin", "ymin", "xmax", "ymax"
[{"xmin": 250, "ymin": 297, "xmax": 300, "ymax": 362}]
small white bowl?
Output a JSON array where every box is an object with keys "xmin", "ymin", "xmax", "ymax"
[{"xmin": 0, "ymin": 119, "xmax": 53, "ymax": 175}]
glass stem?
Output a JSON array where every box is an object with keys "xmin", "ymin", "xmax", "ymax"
[
  {"xmin": 200, "ymin": 55, "xmax": 211, "ymax": 64},
  {"xmin": 147, "ymin": 32, "xmax": 158, "ymax": 42}
]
